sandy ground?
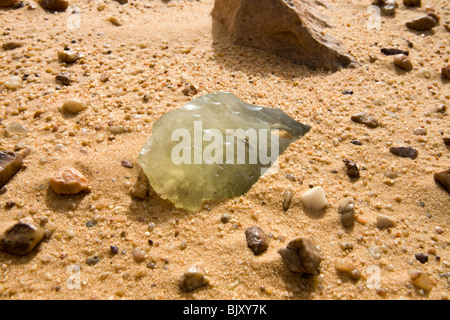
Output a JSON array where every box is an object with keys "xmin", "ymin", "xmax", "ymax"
[{"xmin": 0, "ymin": 0, "xmax": 449, "ymax": 300}]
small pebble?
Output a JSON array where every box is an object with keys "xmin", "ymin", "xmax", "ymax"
[
  {"xmin": 85, "ymin": 220, "xmax": 96, "ymax": 228},
  {"xmin": 86, "ymin": 256, "xmax": 100, "ymax": 266},
  {"xmin": 131, "ymin": 248, "xmax": 146, "ymax": 262},
  {"xmin": 49, "ymin": 167, "xmax": 89, "ymax": 194},
  {"xmin": 282, "ymin": 189, "xmax": 293, "ymax": 211},
  {"xmin": 245, "ymin": 226, "xmax": 269, "ymax": 255},
  {"xmin": 5, "ymin": 123, "xmax": 28, "ymax": 137},
  {"xmin": 278, "ymin": 237, "xmax": 322, "ymax": 274},
  {"xmin": 343, "ymin": 159, "xmax": 360, "ymax": 179},
  {"xmin": 351, "ymin": 111, "xmax": 379, "ymax": 128},
  {"xmin": 182, "ymin": 84, "xmax": 198, "ymax": 96},
  {"xmin": 403, "ymin": 0, "xmax": 421, "ymax": 7},
  {"xmin": 220, "ymin": 212, "xmax": 230, "ymax": 223},
  {"xmin": 0, "ymin": 151, "xmax": 23, "ymax": 188},
  {"xmin": 435, "ymin": 227, "xmax": 444, "ymax": 235},
  {"xmin": 434, "ymin": 168, "xmax": 450, "ymax": 193},
  {"xmin": 408, "ymin": 269, "xmax": 432, "ymax": 291},
  {"xmin": 442, "ymin": 65, "xmax": 450, "ymax": 79},
  {"xmin": 393, "ymin": 54, "xmax": 413, "ymax": 71},
  {"xmin": 2, "ymin": 41, "xmax": 24, "ymax": 50},
  {"xmin": 342, "ymin": 89, "xmax": 353, "ymax": 95},
  {"xmin": 338, "ymin": 197, "xmax": 355, "ymax": 228},
  {"xmin": 376, "ymin": 214, "xmax": 395, "ymax": 229},
  {"xmin": 39, "ymin": 0, "xmax": 69, "ymax": 11},
  {"xmin": 415, "ymin": 253, "xmax": 428, "ymax": 264},
  {"xmin": 389, "ymin": 146, "xmax": 418, "ymax": 159},
  {"xmin": 381, "ymin": 48, "xmax": 409, "ymax": 56},
  {"xmin": 0, "ymin": 218, "xmax": 44, "ymax": 256},
  {"xmin": 107, "ymin": 16, "xmax": 124, "ymax": 26},
  {"xmin": 99, "ymin": 71, "xmax": 110, "ymax": 83},
  {"xmin": 335, "ymin": 258, "xmax": 361, "ymax": 280},
  {"xmin": 350, "ymin": 139, "xmax": 362, "ymax": 146},
  {"xmin": 58, "ymin": 49, "xmax": 82, "ymax": 64},
  {"xmin": 62, "ymin": 98, "xmax": 86, "ymax": 113},
  {"xmin": 55, "ymin": 71, "xmax": 72, "ymax": 86},
  {"xmin": 413, "ymin": 127, "xmax": 427, "ymax": 136},
  {"xmin": 301, "ymin": 186, "xmax": 328, "ymax": 211},
  {"xmin": 179, "ymin": 265, "xmax": 209, "ymax": 292},
  {"xmin": 110, "ymin": 245, "xmax": 119, "ymax": 254},
  {"xmin": 121, "ymin": 160, "xmax": 133, "ymax": 168},
  {"xmin": 285, "ymin": 173, "xmax": 296, "ymax": 182},
  {"xmin": 406, "ymin": 15, "xmax": 437, "ymax": 31},
  {"xmin": 130, "ymin": 181, "xmax": 149, "ymax": 200},
  {"xmin": 3, "ymin": 76, "xmax": 22, "ymax": 91}
]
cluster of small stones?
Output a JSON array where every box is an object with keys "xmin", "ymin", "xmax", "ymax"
[{"xmin": 0, "ymin": 0, "xmax": 448, "ymax": 300}]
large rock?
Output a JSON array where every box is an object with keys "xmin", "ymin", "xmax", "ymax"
[{"xmin": 212, "ymin": 0, "xmax": 356, "ymax": 71}]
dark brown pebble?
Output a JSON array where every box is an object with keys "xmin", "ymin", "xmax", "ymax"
[
  {"xmin": 182, "ymin": 84, "xmax": 198, "ymax": 96},
  {"xmin": 403, "ymin": 0, "xmax": 421, "ymax": 7},
  {"xmin": 406, "ymin": 15, "xmax": 437, "ymax": 31},
  {"xmin": 434, "ymin": 168, "xmax": 450, "ymax": 193},
  {"xmin": 4, "ymin": 201, "xmax": 15, "ymax": 209},
  {"xmin": 245, "ymin": 226, "xmax": 269, "ymax": 255},
  {"xmin": 114, "ymin": 0, "xmax": 128, "ymax": 4},
  {"xmin": 389, "ymin": 146, "xmax": 418, "ymax": 159},
  {"xmin": 381, "ymin": 48, "xmax": 409, "ymax": 56},
  {"xmin": 110, "ymin": 245, "xmax": 119, "ymax": 254},
  {"xmin": 0, "ymin": 151, "xmax": 23, "ymax": 188},
  {"xmin": 350, "ymin": 139, "xmax": 363, "ymax": 146},
  {"xmin": 351, "ymin": 112, "xmax": 379, "ymax": 128},
  {"xmin": 278, "ymin": 237, "xmax": 322, "ymax": 274},
  {"xmin": 415, "ymin": 253, "xmax": 428, "ymax": 264},
  {"xmin": 39, "ymin": 0, "xmax": 69, "ymax": 11},
  {"xmin": 442, "ymin": 65, "xmax": 450, "ymax": 79},
  {"xmin": 343, "ymin": 159, "xmax": 360, "ymax": 178},
  {"xmin": 121, "ymin": 160, "xmax": 134, "ymax": 168}
]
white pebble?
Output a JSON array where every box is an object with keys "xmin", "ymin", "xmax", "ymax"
[{"xmin": 301, "ymin": 186, "xmax": 329, "ymax": 211}]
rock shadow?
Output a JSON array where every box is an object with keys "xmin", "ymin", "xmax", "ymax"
[
  {"xmin": 301, "ymin": 206, "xmax": 327, "ymax": 220},
  {"xmin": 45, "ymin": 186, "xmax": 90, "ymax": 213},
  {"xmin": 0, "ymin": 246, "xmax": 40, "ymax": 265},
  {"xmin": 211, "ymin": 17, "xmax": 323, "ymax": 81}
]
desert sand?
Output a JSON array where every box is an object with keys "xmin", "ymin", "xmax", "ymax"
[{"xmin": 0, "ymin": 0, "xmax": 449, "ymax": 300}]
